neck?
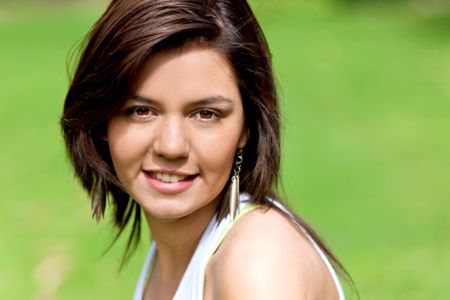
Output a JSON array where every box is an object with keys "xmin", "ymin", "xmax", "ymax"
[{"xmin": 145, "ymin": 198, "xmax": 220, "ymax": 283}]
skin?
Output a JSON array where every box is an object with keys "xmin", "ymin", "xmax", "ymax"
[
  {"xmin": 204, "ymin": 208, "xmax": 340, "ymax": 300},
  {"xmin": 107, "ymin": 46, "xmax": 339, "ymax": 299},
  {"xmin": 107, "ymin": 46, "xmax": 248, "ymax": 299}
]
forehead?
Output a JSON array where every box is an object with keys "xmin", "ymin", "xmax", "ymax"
[{"xmin": 134, "ymin": 46, "xmax": 241, "ymax": 104}]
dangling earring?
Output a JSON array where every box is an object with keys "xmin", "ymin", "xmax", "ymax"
[
  {"xmin": 92, "ymin": 175, "xmax": 106, "ymax": 223},
  {"xmin": 229, "ymin": 148, "xmax": 243, "ymax": 220}
]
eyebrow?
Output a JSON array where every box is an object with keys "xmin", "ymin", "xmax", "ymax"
[
  {"xmin": 131, "ymin": 95, "xmax": 159, "ymax": 105},
  {"xmin": 131, "ymin": 95, "xmax": 235, "ymax": 109}
]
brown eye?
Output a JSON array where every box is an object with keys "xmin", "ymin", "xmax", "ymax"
[
  {"xmin": 135, "ymin": 107, "xmax": 150, "ymax": 116},
  {"xmin": 126, "ymin": 106, "xmax": 156, "ymax": 120},
  {"xmin": 199, "ymin": 109, "xmax": 214, "ymax": 120}
]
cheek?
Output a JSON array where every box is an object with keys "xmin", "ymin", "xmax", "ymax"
[
  {"xmin": 193, "ymin": 127, "xmax": 242, "ymax": 180},
  {"xmin": 198, "ymin": 146, "xmax": 235, "ymax": 192},
  {"xmin": 202, "ymin": 114, "xmax": 245, "ymax": 169},
  {"xmin": 107, "ymin": 121, "xmax": 149, "ymax": 180}
]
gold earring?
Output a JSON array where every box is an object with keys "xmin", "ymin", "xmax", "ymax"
[
  {"xmin": 229, "ymin": 148, "xmax": 243, "ymax": 220},
  {"xmin": 92, "ymin": 176, "xmax": 106, "ymax": 223}
]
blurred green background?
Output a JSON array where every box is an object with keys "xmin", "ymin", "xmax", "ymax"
[{"xmin": 1, "ymin": 0, "xmax": 449, "ymax": 299}]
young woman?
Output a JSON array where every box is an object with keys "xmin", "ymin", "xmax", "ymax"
[{"xmin": 61, "ymin": 0, "xmax": 350, "ymax": 299}]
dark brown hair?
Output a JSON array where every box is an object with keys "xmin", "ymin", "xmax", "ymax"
[{"xmin": 61, "ymin": 0, "xmax": 351, "ymax": 286}]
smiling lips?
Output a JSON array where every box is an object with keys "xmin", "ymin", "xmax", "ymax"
[{"xmin": 143, "ymin": 170, "xmax": 197, "ymax": 194}]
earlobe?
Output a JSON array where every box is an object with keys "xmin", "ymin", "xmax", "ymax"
[
  {"xmin": 99, "ymin": 127, "xmax": 108, "ymax": 142},
  {"xmin": 238, "ymin": 127, "xmax": 249, "ymax": 148}
]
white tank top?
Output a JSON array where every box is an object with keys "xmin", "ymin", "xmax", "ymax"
[{"xmin": 133, "ymin": 194, "xmax": 345, "ymax": 300}]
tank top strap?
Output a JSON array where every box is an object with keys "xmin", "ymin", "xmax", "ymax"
[
  {"xmin": 210, "ymin": 200, "xmax": 260, "ymax": 256},
  {"xmin": 133, "ymin": 193, "xmax": 256, "ymax": 300},
  {"xmin": 267, "ymin": 198, "xmax": 346, "ymax": 300},
  {"xmin": 133, "ymin": 242, "xmax": 156, "ymax": 300},
  {"xmin": 133, "ymin": 194, "xmax": 345, "ymax": 300},
  {"xmin": 173, "ymin": 193, "xmax": 258, "ymax": 299}
]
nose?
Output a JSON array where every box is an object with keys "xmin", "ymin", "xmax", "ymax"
[{"xmin": 153, "ymin": 116, "xmax": 189, "ymax": 159}]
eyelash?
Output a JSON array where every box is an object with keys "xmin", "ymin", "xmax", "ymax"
[
  {"xmin": 192, "ymin": 109, "xmax": 220, "ymax": 122},
  {"xmin": 124, "ymin": 106, "xmax": 221, "ymax": 122},
  {"xmin": 125, "ymin": 106, "xmax": 157, "ymax": 120}
]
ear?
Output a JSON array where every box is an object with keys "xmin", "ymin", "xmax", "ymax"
[{"xmin": 237, "ymin": 127, "xmax": 249, "ymax": 148}]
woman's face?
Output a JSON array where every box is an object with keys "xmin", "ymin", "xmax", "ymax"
[{"xmin": 106, "ymin": 47, "xmax": 248, "ymax": 220}]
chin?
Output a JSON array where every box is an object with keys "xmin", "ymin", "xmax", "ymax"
[
  {"xmin": 149, "ymin": 209, "xmax": 187, "ymax": 220},
  {"xmin": 139, "ymin": 200, "xmax": 193, "ymax": 221}
]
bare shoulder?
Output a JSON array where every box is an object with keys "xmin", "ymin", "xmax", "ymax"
[{"xmin": 206, "ymin": 207, "xmax": 340, "ymax": 300}]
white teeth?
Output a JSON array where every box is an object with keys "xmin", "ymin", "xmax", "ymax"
[{"xmin": 152, "ymin": 172, "xmax": 187, "ymax": 183}]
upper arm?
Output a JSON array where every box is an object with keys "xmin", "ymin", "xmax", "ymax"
[
  {"xmin": 208, "ymin": 209, "xmax": 338, "ymax": 300},
  {"xmin": 211, "ymin": 244, "xmax": 310, "ymax": 300}
]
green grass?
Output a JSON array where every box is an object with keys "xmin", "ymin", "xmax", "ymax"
[{"xmin": 1, "ymin": 1, "xmax": 449, "ymax": 299}]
